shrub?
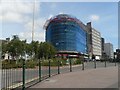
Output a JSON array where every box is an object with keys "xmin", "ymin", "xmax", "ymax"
[
  {"xmin": 25, "ymin": 60, "xmax": 37, "ymax": 68},
  {"xmin": 74, "ymin": 59, "xmax": 81, "ymax": 64}
]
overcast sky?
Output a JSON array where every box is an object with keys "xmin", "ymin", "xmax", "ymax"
[{"xmin": 0, "ymin": 0, "xmax": 118, "ymax": 51}]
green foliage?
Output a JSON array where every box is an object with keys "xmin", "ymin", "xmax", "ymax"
[
  {"xmin": 38, "ymin": 42, "xmax": 56, "ymax": 59},
  {"xmin": 30, "ymin": 41, "xmax": 39, "ymax": 58},
  {"xmin": 40, "ymin": 58, "xmax": 67, "ymax": 66},
  {"xmin": 25, "ymin": 60, "xmax": 38, "ymax": 68},
  {"xmin": 2, "ymin": 58, "xmax": 82, "ymax": 69},
  {"xmin": 50, "ymin": 59, "xmax": 58, "ymax": 66},
  {"xmin": 41, "ymin": 60, "xmax": 49, "ymax": 66},
  {"xmin": 75, "ymin": 59, "xmax": 81, "ymax": 64},
  {"xmin": 59, "ymin": 59, "xmax": 67, "ymax": 66},
  {"xmin": 2, "ymin": 36, "xmax": 26, "ymax": 60},
  {"xmin": 2, "ymin": 59, "xmax": 38, "ymax": 69},
  {"xmin": 2, "ymin": 60, "xmax": 22, "ymax": 69},
  {"xmin": 2, "ymin": 35, "xmax": 56, "ymax": 61}
]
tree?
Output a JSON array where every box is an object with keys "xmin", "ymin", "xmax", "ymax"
[
  {"xmin": 2, "ymin": 41, "xmax": 8, "ymax": 55},
  {"xmin": 25, "ymin": 43, "xmax": 32, "ymax": 56},
  {"xmin": 30, "ymin": 41, "xmax": 39, "ymax": 59},
  {"xmin": 37, "ymin": 42, "xmax": 44, "ymax": 59},
  {"xmin": 2, "ymin": 35, "xmax": 56, "ymax": 60},
  {"xmin": 38, "ymin": 42, "xmax": 56, "ymax": 59},
  {"xmin": 5, "ymin": 36, "xmax": 26, "ymax": 60}
]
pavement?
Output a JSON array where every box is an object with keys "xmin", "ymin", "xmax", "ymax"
[{"xmin": 30, "ymin": 66, "xmax": 118, "ymax": 88}]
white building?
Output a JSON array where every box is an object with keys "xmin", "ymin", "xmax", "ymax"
[
  {"xmin": 104, "ymin": 43, "xmax": 114, "ymax": 59},
  {"xmin": 92, "ymin": 28, "xmax": 102, "ymax": 59}
]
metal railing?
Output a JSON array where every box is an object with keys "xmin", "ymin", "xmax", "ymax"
[{"xmin": 1, "ymin": 58, "xmax": 118, "ymax": 90}]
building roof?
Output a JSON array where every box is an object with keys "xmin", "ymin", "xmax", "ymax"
[{"xmin": 44, "ymin": 14, "xmax": 87, "ymax": 32}]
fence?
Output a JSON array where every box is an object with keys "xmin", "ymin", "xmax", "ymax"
[{"xmin": 1, "ymin": 57, "xmax": 118, "ymax": 90}]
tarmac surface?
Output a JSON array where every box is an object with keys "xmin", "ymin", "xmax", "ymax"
[{"xmin": 30, "ymin": 66, "xmax": 118, "ymax": 88}]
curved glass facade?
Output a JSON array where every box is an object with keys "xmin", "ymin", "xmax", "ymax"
[{"xmin": 46, "ymin": 14, "xmax": 87, "ymax": 53}]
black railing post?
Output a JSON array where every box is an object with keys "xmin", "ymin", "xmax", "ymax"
[
  {"xmin": 58, "ymin": 58, "xmax": 60, "ymax": 74},
  {"xmin": 22, "ymin": 59, "xmax": 25, "ymax": 90},
  {"xmin": 82, "ymin": 55, "xmax": 84, "ymax": 70},
  {"xmin": 39, "ymin": 59, "xmax": 41, "ymax": 82},
  {"xmin": 49, "ymin": 59, "xmax": 51, "ymax": 77},
  {"xmin": 69, "ymin": 57, "xmax": 72, "ymax": 72}
]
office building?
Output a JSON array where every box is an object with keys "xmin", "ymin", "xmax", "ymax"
[
  {"xmin": 101, "ymin": 37, "xmax": 105, "ymax": 58},
  {"xmin": 86, "ymin": 22, "xmax": 102, "ymax": 59},
  {"xmin": 44, "ymin": 14, "xmax": 87, "ymax": 57},
  {"xmin": 91, "ymin": 28, "xmax": 101, "ymax": 59},
  {"xmin": 104, "ymin": 43, "xmax": 114, "ymax": 59}
]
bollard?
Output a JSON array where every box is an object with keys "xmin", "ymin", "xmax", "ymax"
[
  {"xmin": 39, "ymin": 59, "xmax": 41, "ymax": 82},
  {"xmin": 22, "ymin": 59, "xmax": 25, "ymax": 90}
]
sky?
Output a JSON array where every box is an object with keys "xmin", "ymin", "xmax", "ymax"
[{"xmin": 0, "ymin": 0, "xmax": 118, "ymax": 51}]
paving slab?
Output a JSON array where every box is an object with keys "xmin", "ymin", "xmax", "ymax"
[{"xmin": 30, "ymin": 66, "xmax": 118, "ymax": 88}]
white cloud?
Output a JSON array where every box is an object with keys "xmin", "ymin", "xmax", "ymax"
[
  {"xmin": 19, "ymin": 30, "xmax": 45, "ymax": 42},
  {"xmin": 1, "ymin": 1, "xmax": 32, "ymax": 14},
  {"xmin": 89, "ymin": 14, "xmax": 100, "ymax": 21},
  {"xmin": 2, "ymin": 12, "xmax": 23, "ymax": 23},
  {"xmin": 20, "ymin": 17, "xmax": 46, "ymax": 42},
  {"xmin": 0, "ymin": 0, "xmax": 40, "ymax": 23},
  {"xmin": 1, "ymin": 0, "xmax": 44, "ymax": 42},
  {"xmin": 24, "ymin": 18, "xmax": 46, "ymax": 31}
]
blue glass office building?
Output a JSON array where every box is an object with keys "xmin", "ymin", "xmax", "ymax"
[{"xmin": 45, "ymin": 14, "xmax": 87, "ymax": 55}]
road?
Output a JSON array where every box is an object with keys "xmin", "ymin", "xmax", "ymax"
[{"xmin": 1, "ymin": 61, "xmax": 117, "ymax": 89}]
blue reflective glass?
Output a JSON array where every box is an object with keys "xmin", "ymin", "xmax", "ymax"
[{"xmin": 46, "ymin": 21, "xmax": 87, "ymax": 53}]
